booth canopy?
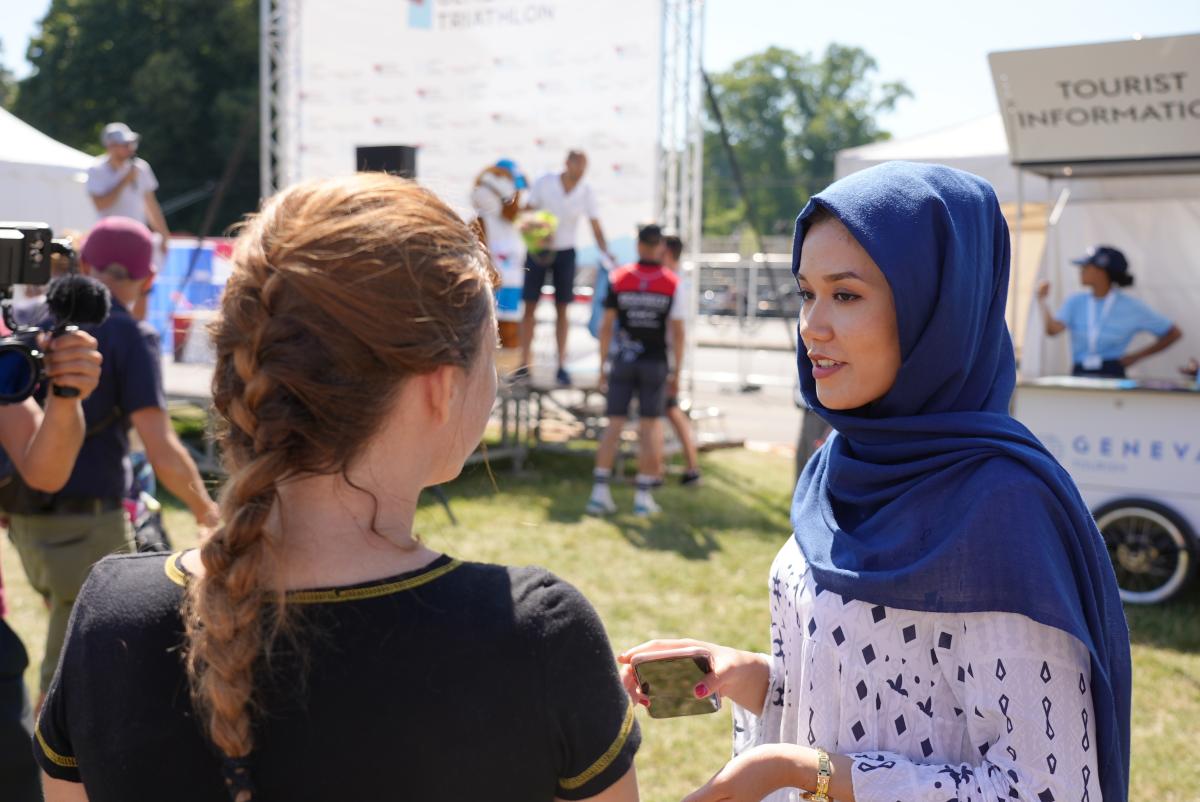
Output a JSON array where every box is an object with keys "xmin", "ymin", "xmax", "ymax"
[
  {"xmin": 0, "ymin": 108, "xmax": 97, "ymax": 233},
  {"xmin": 837, "ymin": 111, "xmax": 1200, "ymax": 205}
]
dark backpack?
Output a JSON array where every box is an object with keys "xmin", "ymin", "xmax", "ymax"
[{"xmin": 0, "ymin": 407, "xmax": 122, "ymax": 516}]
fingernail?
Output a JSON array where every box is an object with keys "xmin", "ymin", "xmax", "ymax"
[
  {"xmin": 694, "ymin": 683, "xmax": 708, "ymax": 698},
  {"xmin": 639, "ymin": 698, "xmax": 650, "ymax": 708}
]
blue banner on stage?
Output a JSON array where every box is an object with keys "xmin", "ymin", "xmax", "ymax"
[{"xmin": 146, "ymin": 239, "xmax": 231, "ymax": 358}]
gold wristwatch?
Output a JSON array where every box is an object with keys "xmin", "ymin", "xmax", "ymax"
[{"xmin": 800, "ymin": 747, "xmax": 831, "ymax": 801}]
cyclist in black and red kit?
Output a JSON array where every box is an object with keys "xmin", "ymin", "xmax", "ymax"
[{"xmin": 587, "ymin": 225, "xmax": 685, "ymax": 517}]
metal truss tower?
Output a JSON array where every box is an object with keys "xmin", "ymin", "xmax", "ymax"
[
  {"xmin": 655, "ymin": 0, "xmax": 705, "ymax": 256},
  {"xmin": 260, "ymin": 0, "xmax": 299, "ymax": 199},
  {"xmin": 655, "ymin": 0, "xmax": 706, "ymax": 388}
]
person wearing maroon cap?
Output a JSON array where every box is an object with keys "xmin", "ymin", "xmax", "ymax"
[{"xmin": 7, "ymin": 217, "xmax": 219, "ymax": 705}]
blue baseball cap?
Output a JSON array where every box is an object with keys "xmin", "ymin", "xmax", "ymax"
[
  {"xmin": 1072, "ymin": 245, "xmax": 1129, "ymax": 277},
  {"xmin": 1072, "ymin": 244, "xmax": 1133, "ymax": 287},
  {"xmin": 495, "ymin": 158, "xmax": 527, "ymax": 189}
]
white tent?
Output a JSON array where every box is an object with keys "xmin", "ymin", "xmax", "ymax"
[
  {"xmin": 835, "ymin": 113, "xmax": 1200, "ymax": 381},
  {"xmin": 0, "ymin": 108, "xmax": 97, "ymax": 233},
  {"xmin": 836, "ymin": 113, "xmax": 1043, "ymax": 204}
]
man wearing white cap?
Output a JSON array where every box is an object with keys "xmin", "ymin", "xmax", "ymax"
[{"xmin": 85, "ymin": 122, "xmax": 171, "ymax": 257}]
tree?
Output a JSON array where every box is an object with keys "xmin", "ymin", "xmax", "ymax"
[
  {"xmin": 703, "ymin": 44, "xmax": 911, "ymax": 236},
  {"xmin": 0, "ymin": 41, "xmax": 15, "ymax": 109},
  {"xmin": 12, "ymin": 0, "xmax": 260, "ymax": 234}
]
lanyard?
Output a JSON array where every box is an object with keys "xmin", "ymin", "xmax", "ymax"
[{"xmin": 1085, "ymin": 292, "xmax": 1118, "ymax": 357}]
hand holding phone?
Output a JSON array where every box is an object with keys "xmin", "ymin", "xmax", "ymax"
[
  {"xmin": 619, "ymin": 638, "xmax": 771, "ymax": 714},
  {"xmin": 631, "ymin": 647, "xmax": 721, "ymax": 719}
]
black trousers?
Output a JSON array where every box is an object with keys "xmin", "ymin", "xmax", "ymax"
[{"xmin": 1072, "ymin": 360, "xmax": 1126, "ymax": 379}]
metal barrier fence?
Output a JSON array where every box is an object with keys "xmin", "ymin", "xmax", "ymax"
[{"xmin": 695, "ymin": 252, "xmax": 800, "ymax": 323}]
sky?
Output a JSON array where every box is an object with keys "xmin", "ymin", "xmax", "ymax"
[{"xmin": 2, "ymin": 0, "xmax": 1197, "ymax": 139}]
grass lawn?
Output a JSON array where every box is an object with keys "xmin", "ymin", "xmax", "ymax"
[{"xmin": 3, "ymin": 447, "xmax": 1197, "ymax": 801}]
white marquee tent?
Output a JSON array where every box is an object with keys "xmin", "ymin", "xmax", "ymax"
[
  {"xmin": 836, "ymin": 113, "xmax": 1038, "ymax": 205},
  {"xmin": 835, "ymin": 113, "xmax": 1200, "ymax": 380},
  {"xmin": 0, "ymin": 108, "xmax": 97, "ymax": 233}
]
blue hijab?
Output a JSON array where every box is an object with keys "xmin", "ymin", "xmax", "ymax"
[{"xmin": 791, "ymin": 162, "xmax": 1130, "ymax": 802}]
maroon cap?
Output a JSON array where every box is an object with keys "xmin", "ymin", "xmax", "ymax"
[{"xmin": 81, "ymin": 217, "xmax": 155, "ymax": 280}]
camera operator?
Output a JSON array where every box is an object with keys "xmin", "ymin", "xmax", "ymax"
[
  {"xmin": 0, "ymin": 328, "xmax": 102, "ymax": 802},
  {"xmin": 7, "ymin": 217, "xmax": 218, "ymax": 706}
]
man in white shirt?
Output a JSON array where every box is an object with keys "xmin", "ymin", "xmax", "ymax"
[
  {"xmin": 86, "ymin": 123, "xmax": 170, "ymax": 259},
  {"xmin": 519, "ymin": 150, "xmax": 612, "ymax": 386}
]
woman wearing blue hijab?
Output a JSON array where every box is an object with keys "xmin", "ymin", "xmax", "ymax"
[{"xmin": 620, "ymin": 162, "xmax": 1130, "ymax": 802}]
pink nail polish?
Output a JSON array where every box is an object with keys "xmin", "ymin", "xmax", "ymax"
[{"xmin": 694, "ymin": 683, "xmax": 708, "ymax": 698}]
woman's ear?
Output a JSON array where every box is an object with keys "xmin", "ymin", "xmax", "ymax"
[{"xmin": 420, "ymin": 364, "xmax": 458, "ymax": 426}]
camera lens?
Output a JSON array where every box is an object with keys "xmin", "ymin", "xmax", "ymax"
[{"xmin": 0, "ymin": 346, "xmax": 38, "ymax": 403}]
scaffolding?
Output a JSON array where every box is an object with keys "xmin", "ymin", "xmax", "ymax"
[
  {"xmin": 653, "ymin": 0, "xmax": 706, "ymax": 394},
  {"xmin": 259, "ymin": 0, "xmax": 299, "ymax": 198},
  {"xmin": 654, "ymin": 0, "xmax": 705, "ymax": 254}
]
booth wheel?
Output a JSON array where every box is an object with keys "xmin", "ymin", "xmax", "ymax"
[{"xmin": 1094, "ymin": 499, "xmax": 1196, "ymax": 605}]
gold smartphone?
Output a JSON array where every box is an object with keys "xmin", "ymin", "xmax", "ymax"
[{"xmin": 631, "ymin": 647, "xmax": 721, "ymax": 719}]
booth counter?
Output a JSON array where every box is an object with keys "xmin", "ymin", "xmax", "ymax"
[{"xmin": 1013, "ymin": 377, "xmax": 1200, "ymax": 602}]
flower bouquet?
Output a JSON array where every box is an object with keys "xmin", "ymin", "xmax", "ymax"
[{"xmin": 518, "ymin": 210, "xmax": 558, "ymax": 255}]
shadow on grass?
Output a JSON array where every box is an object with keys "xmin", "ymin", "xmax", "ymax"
[
  {"xmin": 425, "ymin": 448, "xmax": 793, "ymax": 560},
  {"xmin": 171, "ymin": 443, "xmax": 1200, "ymax": 654},
  {"xmin": 602, "ymin": 510, "xmax": 723, "ymax": 560}
]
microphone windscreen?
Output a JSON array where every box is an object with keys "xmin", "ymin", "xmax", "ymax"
[{"xmin": 46, "ymin": 274, "xmax": 112, "ymax": 326}]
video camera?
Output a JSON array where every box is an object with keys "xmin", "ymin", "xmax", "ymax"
[
  {"xmin": 0, "ymin": 222, "xmax": 62, "ymax": 287},
  {"xmin": 0, "ymin": 222, "xmax": 110, "ymax": 404}
]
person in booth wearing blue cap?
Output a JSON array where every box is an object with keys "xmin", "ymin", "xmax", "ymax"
[
  {"xmin": 618, "ymin": 163, "xmax": 1131, "ymax": 802},
  {"xmin": 1037, "ymin": 245, "xmax": 1182, "ymax": 378}
]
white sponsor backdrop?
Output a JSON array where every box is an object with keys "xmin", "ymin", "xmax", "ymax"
[
  {"xmin": 289, "ymin": 0, "xmax": 662, "ymax": 258},
  {"xmin": 990, "ymin": 34, "xmax": 1200, "ymax": 166}
]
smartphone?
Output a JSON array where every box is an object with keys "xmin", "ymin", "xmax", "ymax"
[{"xmin": 631, "ymin": 647, "xmax": 721, "ymax": 719}]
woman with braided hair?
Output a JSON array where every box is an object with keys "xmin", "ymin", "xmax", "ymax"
[{"xmin": 34, "ymin": 174, "xmax": 641, "ymax": 802}]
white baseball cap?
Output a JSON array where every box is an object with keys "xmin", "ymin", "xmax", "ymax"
[{"xmin": 101, "ymin": 122, "xmax": 140, "ymax": 146}]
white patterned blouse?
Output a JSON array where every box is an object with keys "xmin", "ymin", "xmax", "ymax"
[{"xmin": 733, "ymin": 537, "xmax": 1101, "ymax": 802}]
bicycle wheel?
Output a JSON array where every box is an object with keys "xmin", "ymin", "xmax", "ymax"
[{"xmin": 1095, "ymin": 498, "xmax": 1196, "ymax": 604}]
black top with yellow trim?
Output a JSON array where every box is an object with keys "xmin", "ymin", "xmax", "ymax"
[{"xmin": 35, "ymin": 551, "xmax": 639, "ymax": 801}]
